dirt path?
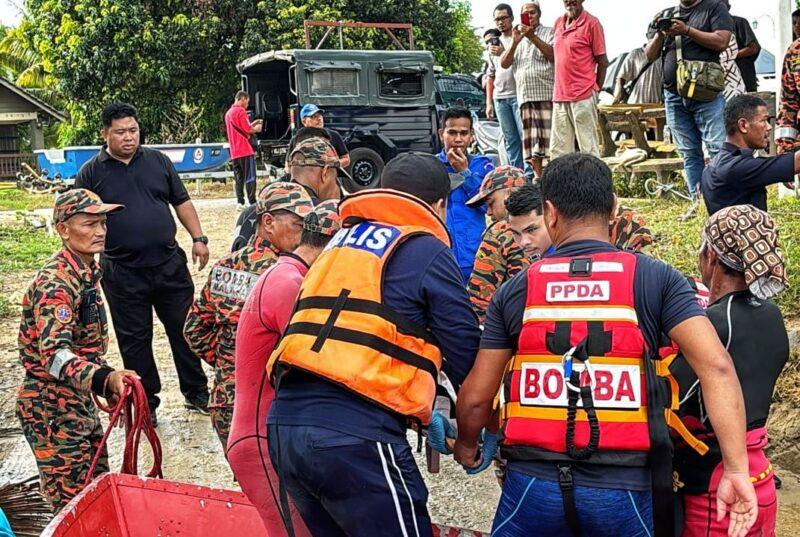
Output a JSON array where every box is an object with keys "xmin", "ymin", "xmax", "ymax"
[{"xmin": 0, "ymin": 197, "xmax": 796, "ymax": 534}]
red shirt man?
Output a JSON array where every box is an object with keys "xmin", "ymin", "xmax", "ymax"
[
  {"xmin": 224, "ymin": 91, "xmax": 262, "ymax": 206},
  {"xmin": 227, "ymin": 201, "xmax": 341, "ymax": 536},
  {"xmin": 550, "ymin": 0, "xmax": 608, "ymax": 159}
]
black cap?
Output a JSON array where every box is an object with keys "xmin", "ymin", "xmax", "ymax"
[{"xmin": 380, "ymin": 152, "xmax": 450, "ymax": 205}]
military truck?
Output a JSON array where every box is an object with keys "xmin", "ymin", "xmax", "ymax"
[{"xmin": 237, "ymin": 49, "xmax": 443, "ymax": 190}]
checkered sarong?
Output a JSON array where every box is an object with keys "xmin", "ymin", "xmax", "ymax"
[{"xmin": 520, "ymin": 101, "xmax": 552, "ymax": 160}]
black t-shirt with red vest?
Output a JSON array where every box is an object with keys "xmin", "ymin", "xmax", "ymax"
[{"xmin": 482, "ymin": 240, "xmax": 705, "ymax": 490}]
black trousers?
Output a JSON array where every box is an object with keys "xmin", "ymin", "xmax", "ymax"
[
  {"xmin": 232, "ymin": 155, "xmax": 257, "ymax": 205},
  {"xmin": 101, "ymin": 249, "xmax": 208, "ymax": 409}
]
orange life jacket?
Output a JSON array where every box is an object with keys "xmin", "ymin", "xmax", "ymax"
[
  {"xmin": 267, "ymin": 189, "xmax": 449, "ymax": 425},
  {"xmin": 498, "ymin": 251, "xmax": 708, "ymax": 463}
]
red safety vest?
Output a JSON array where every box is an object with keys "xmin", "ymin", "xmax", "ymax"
[{"xmin": 499, "ymin": 251, "xmax": 707, "ymax": 463}]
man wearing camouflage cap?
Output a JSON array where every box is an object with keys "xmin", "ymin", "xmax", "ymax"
[
  {"xmin": 288, "ymin": 137, "xmax": 346, "ymax": 203},
  {"xmin": 228, "ymin": 200, "xmax": 341, "ymax": 535},
  {"xmin": 466, "ymin": 165, "xmax": 529, "ymax": 323},
  {"xmin": 184, "ymin": 182, "xmax": 313, "ymax": 449},
  {"xmin": 16, "ymin": 189, "xmax": 139, "ymax": 512}
]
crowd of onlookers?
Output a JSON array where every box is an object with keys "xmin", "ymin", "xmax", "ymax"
[{"xmin": 479, "ymin": 0, "xmax": 799, "ymax": 221}]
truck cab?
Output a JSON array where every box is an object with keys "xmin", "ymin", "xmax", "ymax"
[{"xmin": 237, "ymin": 49, "xmax": 441, "ymax": 190}]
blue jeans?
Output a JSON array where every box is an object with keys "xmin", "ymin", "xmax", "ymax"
[
  {"xmin": 663, "ymin": 90, "xmax": 725, "ymax": 197},
  {"xmin": 492, "ymin": 469, "xmax": 654, "ymax": 537},
  {"xmin": 268, "ymin": 424, "xmax": 432, "ymax": 536},
  {"xmin": 494, "ymin": 96, "xmax": 525, "ymax": 170}
]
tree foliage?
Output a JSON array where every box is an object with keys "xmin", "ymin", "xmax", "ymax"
[{"xmin": 15, "ymin": 0, "xmax": 483, "ymax": 145}]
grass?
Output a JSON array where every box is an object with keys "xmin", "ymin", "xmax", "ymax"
[
  {"xmin": 0, "ymin": 186, "xmax": 58, "ymax": 211},
  {"xmin": 620, "ymin": 186, "xmax": 800, "ymax": 321},
  {"xmin": 0, "ymin": 223, "xmax": 61, "ymax": 275}
]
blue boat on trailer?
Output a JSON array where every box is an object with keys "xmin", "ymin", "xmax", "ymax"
[{"xmin": 34, "ymin": 143, "xmax": 231, "ymax": 181}]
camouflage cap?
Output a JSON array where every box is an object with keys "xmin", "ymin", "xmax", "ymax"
[
  {"xmin": 256, "ymin": 181, "xmax": 314, "ymax": 217},
  {"xmin": 289, "ymin": 137, "xmax": 341, "ymax": 168},
  {"xmin": 303, "ymin": 199, "xmax": 342, "ymax": 237},
  {"xmin": 53, "ymin": 188, "xmax": 124, "ymax": 224},
  {"xmin": 466, "ymin": 166, "xmax": 528, "ymax": 207}
]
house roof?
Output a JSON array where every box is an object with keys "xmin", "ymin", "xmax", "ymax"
[{"xmin": 0, "ymin": 77, "xmax": 67, "ymax": 123}]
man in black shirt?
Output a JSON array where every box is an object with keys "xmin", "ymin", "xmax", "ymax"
[
  {"xmin": 702, "ymin": 94, "xmax": 800, "ymax": 215},
  {"xmin": 722, "ymin": 0, "xmax": 760, "ymax": 92},
  {"xmin": 292, "ymin": 104, "xmax": 350, "ymax": 168},
  {"xmin": 646, "ymin": 0, "xmax": 733, "ymax": 218},
  {"xmin": 75, "ymin": 102, "xmax": 210, "ymax": 424}
]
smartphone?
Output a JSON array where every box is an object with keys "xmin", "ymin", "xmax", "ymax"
[
  {"xmin": 521, "ymin": 12, "xmax": 531, "ymax": 27},
  {"xmin": 490, "ymin": 37, "xmax": 501, "ymax": 47}
]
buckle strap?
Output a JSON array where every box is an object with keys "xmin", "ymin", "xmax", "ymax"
[
  {"xmin": 557, "ymin": 464, "xmax": 581, "ymax": 536},
  {"xmin": 283, "ymin": 321, "xmax": 440, "ymax": 380},
  {"xmin": 664, "ymin": 409, "xmax": 709, "ymax": 456}
]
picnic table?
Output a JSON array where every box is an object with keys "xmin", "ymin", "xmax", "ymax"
[{"xmin": 597, "ymin": 103, "xmax": 673, "ymax": 158}]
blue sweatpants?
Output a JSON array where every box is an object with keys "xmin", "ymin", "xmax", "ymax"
[
  {"xmin": 492, "ymin": 469, "xmax": 654, "ymax": 536},
  {"xmin": 268, "ymin": 424, "xmax": 432, "ymax": 536}
]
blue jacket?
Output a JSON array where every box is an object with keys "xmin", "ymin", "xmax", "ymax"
[{"xmin": 438, "ymin": 151, "xmax": 493, "ymax": 283}]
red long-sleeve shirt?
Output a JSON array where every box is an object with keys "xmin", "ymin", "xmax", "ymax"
[{"xmin": 224, "ymin": 104, "xmax": 255, "ymax": 160}]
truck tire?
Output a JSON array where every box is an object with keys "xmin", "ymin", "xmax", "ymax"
[{"xmin": 345, "ymin": 147, "xmax": 384, "ymax": 191}]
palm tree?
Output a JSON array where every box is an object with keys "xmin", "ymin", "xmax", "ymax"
[{"xmin": 0, "ymin": 24, "xmax": 58, "ymax": 103}]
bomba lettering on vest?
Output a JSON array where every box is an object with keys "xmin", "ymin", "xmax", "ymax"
[
  {"xmin": 327, "ymin": 223, "xmax": 401, "ymax": 257},
  {"xmin": 546, "ymin": 281, "xmax": 610, "ymax": 302},
  {"xmin": 519, "ymin": 362, "xmax": 642, "ymax": 410}
]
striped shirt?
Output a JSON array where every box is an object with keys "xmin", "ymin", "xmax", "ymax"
[{"xmin": 515, "ymin": 25, "xmax": 555, "ymax": 104}]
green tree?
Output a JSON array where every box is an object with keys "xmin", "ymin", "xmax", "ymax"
[{"xmin": 21, "ymin": 0, "xmax": 482, "ymax": 145}]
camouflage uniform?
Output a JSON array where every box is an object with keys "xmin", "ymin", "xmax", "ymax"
[
  {"xmin": 777, "ymin": 38, "xmax": 800, "ymax": 153},
  {"xmin": 16, "ymin": 189, "xmax": 123, "ymax": 512},
  {"xmin": 468, "ymin": 205, "xmax": 653, "ymax": 323},
  {"xmin": 184, "ymin": 183, "xmax": 313, "ymax": 450},
  {"xmin": 465, "ymin": 166, "xmax": 528, "ymax": 323}
]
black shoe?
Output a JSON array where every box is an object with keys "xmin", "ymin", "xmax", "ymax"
[
  {"xmin": 150, "ymin": 408, "xmax": 158, "ymax": 428},
  {"xmin": 184, "ymin": 393, "xmax": 210, "ymax": 415}
]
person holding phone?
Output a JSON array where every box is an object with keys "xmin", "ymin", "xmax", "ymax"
[
  {"xmin": 437, "ymin": 107, "xmax": 495, "ymax": 283},
  {"xmin": 499, "ymin": 1, "xmax": 554, "ymax": 179},
  {"xmin": 225, "ymin": 91, "xmax": 263, "ymax": 209},
  {"xmin": 486, "ymin": 3, "xmax": 526, "ymax": 171}
]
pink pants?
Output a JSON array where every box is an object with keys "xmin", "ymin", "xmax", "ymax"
[{"xmin": 682, "ymin": 428, "xmax": 777, "ymax": 537}]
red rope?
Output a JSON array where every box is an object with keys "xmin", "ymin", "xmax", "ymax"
[{"xmin": 84, "ymin": 376, "xmax": 163, "ymax": 486}]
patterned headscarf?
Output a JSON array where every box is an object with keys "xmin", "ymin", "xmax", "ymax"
[{"xmin": 702, "ymin": 205, "xmax": 787, "ymax": 300}]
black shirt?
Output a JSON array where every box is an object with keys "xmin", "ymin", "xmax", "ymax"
[
  {"xmin": 482, "ymin": 240, "xmax": 705, "ymax": 490},
  {"xmin": 661, "ymin": 0, "xmax": 734, "ymax": 93},
  {"xmin": 701, "ymin": 142, "xmax": 795, "ymax": 215},
  {"xmin": 74, "ymin": 146, "xmax": 190, "ymax": 267},
  {"xmin": 673, "ymin": 290, "xmax": 788, "ymax": 492},
  {"xmin": 732, "ymin": 15, "xmax": 759, "ymax": 92}
]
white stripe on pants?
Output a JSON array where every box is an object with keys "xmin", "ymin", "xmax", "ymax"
[{"xmin": 550, "ymin": 93, "xmax": 601, "ymax": 159}]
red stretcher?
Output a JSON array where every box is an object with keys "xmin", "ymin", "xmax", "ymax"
[{"xmin": 42, "ymin": 473, "xmax": 486, "ymax": 536}]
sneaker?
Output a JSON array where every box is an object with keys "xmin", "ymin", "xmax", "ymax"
[
  {"xmin": 150, "ymin": 408, "xmax": 158, "ymax": 429},
  {"xmin": 236, "ymin": 203, "xmax": 245, "ymax": 211},
  {"xmin": 184, "ymin": 393, "xmax": 210, "ymax": 415}
]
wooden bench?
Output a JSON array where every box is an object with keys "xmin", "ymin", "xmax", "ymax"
[{"xmin": 597, "ymin": 104, "xmax": 669, "ymax": 158}]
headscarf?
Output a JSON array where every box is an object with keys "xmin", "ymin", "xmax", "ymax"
[{"xmin": 702, "ymin": 205, "xmax": 787, "ymax": 300}]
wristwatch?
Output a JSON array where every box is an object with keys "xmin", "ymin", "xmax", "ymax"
[{"xmin": 192, "ymin": 235, "xmax": 209, "ymax": 245}]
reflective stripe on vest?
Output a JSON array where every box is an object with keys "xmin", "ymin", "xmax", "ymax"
[{"xmin": 267, "ymin": 189, "xmax": 449, "ymax": 425}]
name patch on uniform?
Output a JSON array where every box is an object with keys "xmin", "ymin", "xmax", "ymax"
[
  {"xmin": 55, "ymin": 304, "xmax": 73, "ymax": 324},
  {"xmin": 326, "ymin": 223, "xmax": 401, "ymax": 258},
  {"xmin": 546, "ymin": 281, "xmax": 610, "ymax": 302},
  {"xmin": 519, "ymin": 362, "xmax": 641, "ymax": 410},
  {"xmin": 210, "ymin": 267, "xmax": 259, "ymax": 301}
]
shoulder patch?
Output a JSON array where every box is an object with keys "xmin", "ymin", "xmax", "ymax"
[{"xmin": 55, "ymin": 304, "xmax": 73, "ymax": 324}]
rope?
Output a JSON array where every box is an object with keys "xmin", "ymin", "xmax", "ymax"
[{"xmin": 84, "ymin": 376, "xmax": 163, "ymax": 486}]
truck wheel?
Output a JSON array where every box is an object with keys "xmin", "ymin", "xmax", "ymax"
[{"xmin": 345, "ymin": 147, "xmax": 384, "ymax": 191}]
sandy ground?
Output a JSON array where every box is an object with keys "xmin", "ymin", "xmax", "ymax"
[{"xmin": 0, "ymin": 196, "xmax": 797, "ymax": 534}]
